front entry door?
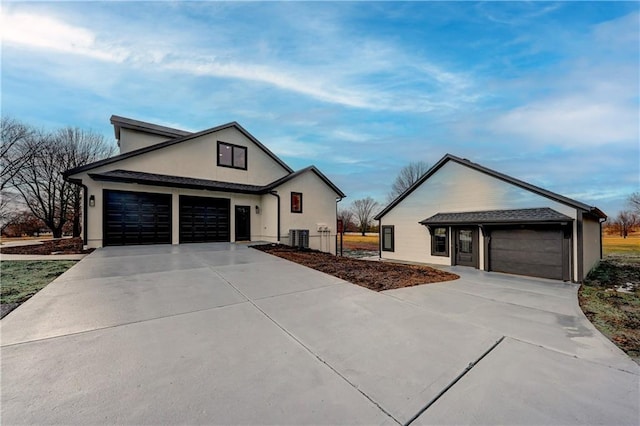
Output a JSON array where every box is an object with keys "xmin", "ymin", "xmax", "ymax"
[
  {"xmin": 235, "ymin": 206, "xmax": 251, "ymax": 241},
  {"xmin": 455, "ymin": 228, "xmax": 479, "ymax": 268}
]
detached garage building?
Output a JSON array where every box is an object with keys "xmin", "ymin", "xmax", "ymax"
[
  {"xmin": 64, "ymin": 115, "xmax": 345, "ymax": 252},
  {"xmin": 374, "ymin": 154, "xmax": 606, "ymax": 282}
]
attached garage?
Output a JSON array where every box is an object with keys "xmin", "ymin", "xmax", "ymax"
[
  {"xmin": 104, "ymin": 190, "xmax": 172, "ymax": 246},
  {"xmin": 488, "ymin": 227, "xmax": 570, "ymax": 281},
  {"xmin": 179, "ymin": 196, "xmax": 230, "ymax": 243}
]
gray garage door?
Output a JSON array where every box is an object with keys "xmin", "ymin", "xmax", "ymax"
[
  {"xmin": 104, "ymin": 190, "xmax": 172, "ymax": 246},
  {"xmin": 179, "ymin": 196, "xmax": 230, "ymax": 243},
  {"xmin": 489, "ymin": 228, "xmax": 568, "ymax": 280}
]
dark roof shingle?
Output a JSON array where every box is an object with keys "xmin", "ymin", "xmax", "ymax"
[
  {"xmin": 88, "ymin": 168, "xmax": 346, "ymax": 197},
  {"xmin": 419, "ymin": 207, "xmax": 574, "ymax": 226},
  {"xmin": 89, "ymin": 170, "xmax": 267, "ymax": 194}
]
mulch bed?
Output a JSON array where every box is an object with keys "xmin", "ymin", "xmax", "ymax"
[
  {"xmin": 0, "ymin": 237, "xmax": 94, "ymax": 255},
  {"xmin": 253, "ymin": 244, "xmax": 459, "ymax": 291}
]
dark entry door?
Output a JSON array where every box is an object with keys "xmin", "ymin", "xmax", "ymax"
[
  {"xmin": 235, "ymin": 206, "xmax": 251, "ymax": 241},
  {"xmin": 455, "ymin": 228, "xmax": 479, "ymax": 268},
  {"xmin": 179, "ymin": 196, "xmax": 230, "ymax": 243}
]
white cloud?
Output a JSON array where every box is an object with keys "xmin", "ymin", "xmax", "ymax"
[
  {"xmin": 490, "ymin": 96, "xmax": 637, "ymax": 147},
  {"xmin": 267, "ymin": 137, "xmax": 329, "ymax": 160},
  {"xmin": 330, "ymin": 129, "xmax": 374, "ymax": 143},
  {"xmin": 0, "ymin": 8, "xmax": 478, "ymax": 114},
  {"xmin": 1, "ymin": 10, "xmax": 129, "ymax": 63}
]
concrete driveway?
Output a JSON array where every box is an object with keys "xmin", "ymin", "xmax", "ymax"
[{"xmin": 1, "ymin": 243, "xmax": 638, "ymax": 425}]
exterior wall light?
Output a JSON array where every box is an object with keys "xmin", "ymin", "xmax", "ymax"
[
  {"xmin": 89, "ymin": 195, "xmax": 95, "ymax": 207},
  {"xmin": 255, "ymin": 205, "xmax": 260, "ymax": 214}
]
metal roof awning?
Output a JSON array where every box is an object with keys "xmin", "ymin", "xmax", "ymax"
[{"xmin": 419, "ymin": 207, "xmax": 574, "ymax": 227}]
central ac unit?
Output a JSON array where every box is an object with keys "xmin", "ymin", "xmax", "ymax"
[{"xmin": 288, "ymin": 229, "xmax": 309, "ymax": 249}]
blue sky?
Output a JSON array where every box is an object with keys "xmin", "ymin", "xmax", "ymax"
[{"xmin": 2, "ymin": 1, "xmax": 638, "ymax": 216}]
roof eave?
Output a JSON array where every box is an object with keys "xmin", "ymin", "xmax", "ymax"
[
  {"xmin": 419, "ymin": 219, "xmax": 574, "ymax": 226},
  {"xmin": 110, "ymin": 115, "xmax": 191, "ymax": 140},
  {"xmin": 88, "ymin": 173, "xmax": 264, "ymax": 195}
]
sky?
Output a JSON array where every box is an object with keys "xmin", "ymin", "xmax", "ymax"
[{"xmin": 1, "ymin": 1, "xmax": 639, "ymax": 217}]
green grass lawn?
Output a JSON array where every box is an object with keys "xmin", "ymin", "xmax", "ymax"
[{"xmin": 1, "ymin": 261, "xmax": 77, "ymax": 305}]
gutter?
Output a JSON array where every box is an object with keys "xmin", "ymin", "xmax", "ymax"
[{"xmin": 269, "ymin": 191, "xmax": 281, "ymax": 243}]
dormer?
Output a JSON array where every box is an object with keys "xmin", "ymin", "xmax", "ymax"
[{"xmin": 111, "ymin": 115, "xmax": 192, "ymax": 154}]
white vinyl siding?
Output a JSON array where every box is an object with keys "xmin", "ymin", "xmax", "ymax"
[
  {"xmin": 98, "ymin": 127, "xmax": 289, "ymax": 186},
  {"xmin": 582, "ymin": 215, "xmax": 602, "ymax": 277},
  {"xmin": 380, "ymin": 161, "xmax": 578, "ymax": 276}
]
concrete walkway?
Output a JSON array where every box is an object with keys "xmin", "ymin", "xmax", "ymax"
[{"xmin": 1, "ymin": 243, "xmax": 638, "ymax": 425}]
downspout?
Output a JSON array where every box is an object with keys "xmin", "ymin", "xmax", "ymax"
[
  {"xmin": 599, "ymin": 217, "xmax": 607, "ymax": 259},
  {"xmin": 378, "ymin": 219, "xmax": 382, "ymax": 259},
  {"xmin": 269, "ymin": 191, "xmax": 281, "ymax": 244},
  {"xmin": 336, "ymin": 196, "xmax": 344, "ymax": 256}
]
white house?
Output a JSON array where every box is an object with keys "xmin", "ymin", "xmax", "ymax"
[
  {"xmin": 64, "ymin": 115, "xmax": 345, "ymax": 253},
  {"xmin": 374, "ymin": 154, "xmax": 606, "ymax": 282}
]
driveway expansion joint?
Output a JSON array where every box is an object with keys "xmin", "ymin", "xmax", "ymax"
[
  {"xmin": 403, "ymin": 336, "xmax": 506, "ymax": 426},
  {"xmin": 0, "ymin": 300, "xmax": 250, "ymax": 348},
  {"xmin": 507, "ymin": 336, "xmax": 640, "ymax": 375},
  {"xmin": 211, "ymin": 268, "xmax": 402, "ymax": 425}
]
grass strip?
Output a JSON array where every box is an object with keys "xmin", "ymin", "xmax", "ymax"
[{"xmin": 1, "ymin": 260, "xmax": 77, "ymax": 305}]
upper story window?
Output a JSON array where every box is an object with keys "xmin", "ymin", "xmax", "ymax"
[
  {"xmin": 431, "ymin": 227, "xmax": 449, "ymax": 256},
  {"xmin": 291, "ymin": 192, "xmax": 303, "ymax": 213},
  {"xmin": 218, "ymin": 141, "xmax": 247, "ymax": 170}
]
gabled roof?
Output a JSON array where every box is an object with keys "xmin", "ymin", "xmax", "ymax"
[
  {"xmin": 265, "ymin": 165, "xmax": 346, "ymax": 198},
  {"xmin": 110, "ymin": 115, "xmax": 192, "ymax": 140},
  {"xmin": 419, "ymin": 208, "xmax": 574, "ymax": 226},
  {"xmin": 374, "ymin": 154, "xmax": 606, "ymax": 221},
  {"xmin": 87, "ymin": 166, "xmax": 346, "ymax": 197},
  {"xmin": 64, "ymin": 119, "xmax": 293, "ymax": 177}
]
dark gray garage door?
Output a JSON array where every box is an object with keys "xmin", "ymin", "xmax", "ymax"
[
  {"xmin": 489, "ymin": 228, "xmax": 568, "ymax": 280},
  {"xmin": 179, "ymin": 196, "xmax": 230, "ymax": 243},
  {"xmin": 104, "ymin": 190, "xmax": 172, "ymax": 246}
]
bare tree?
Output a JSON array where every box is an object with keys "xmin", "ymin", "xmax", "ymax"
[
  {"xmin": 10, "ymin": 126, "xmax": 115, "ymax": 238},
  {"xmin": 628, "ymin": 192, "xmax": 640, "ymax": 214},
  {"xmin": 56, "ymin": 127, "xmax": 115, "ymax": 237},
  {"xmin": 337, "ymin": 208, "xmax": 355, "ymax": 232},
  {"xmin": 1, "ymin": 117, "xmax": 35, "ymax": 191},
  {"xmin": 352, "ymin": 197, "xmax": 379, "ymax": 236},
  {"xmin": 387, "ymin": 161, "xmax": 430, "ymax": 202},
  {"xmin": 613, "ymin": 210, "xmax": 638, "ymax": 239},
  {"xmin": 11, "ymin": 131, "xmax": 73, "ymax": 238},
  {"xmin": 0, "ymin": 190, "xmax": 20, "ymax": 233}
]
